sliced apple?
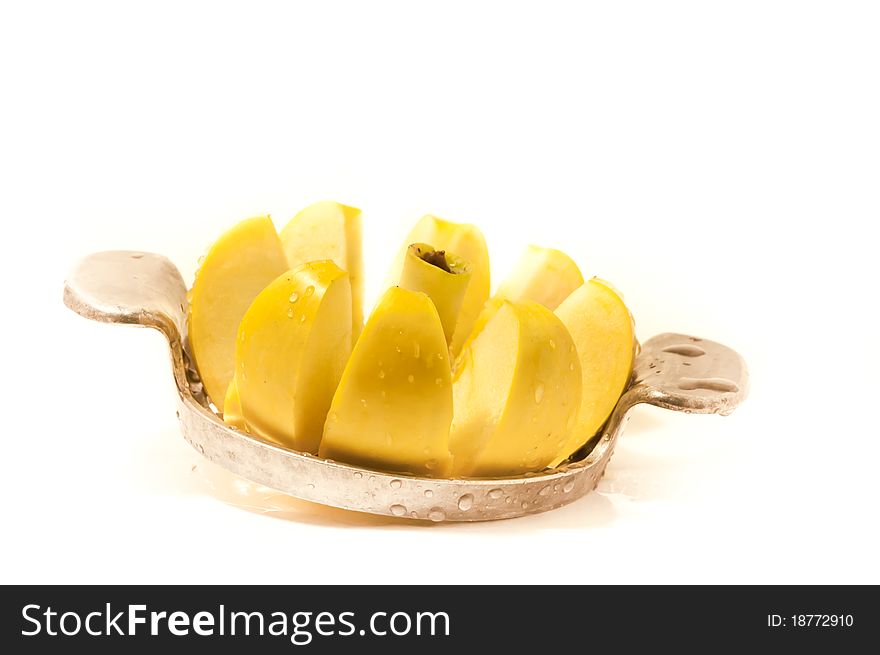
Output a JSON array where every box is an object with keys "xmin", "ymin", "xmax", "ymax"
[
  {"xmin": 320, "ymin": 286, "xmax": 453, "ymax": 476},
  {"xmin": 233, "ymin": 261, "xmax": 352, "ymax": 453},
  {"xmin": 450, "ymin": 300, "xmax": 582, "ymax": 477},
  {"xmin": 187, "ymin": 216, "xmax": 288, "ymax": 410},
  {"xmin": 398, "ymin": 243, "xmax": 472, "ymax": 345},
  {"xmin": 496, "ymin": 244, "xmax": 584, "ymax": 310},
  {"xmin": 552, "ymin": 278, "xmax": 635, "ymax": 465},
  {"xmin": 280, "ymin": 201, "xmax": 364, "ymax": 343},
  {"xmin": 222, "ymin": 379, "xmax": 247, "ymax": 431},
  {"xmin": 389, "ymin": 215, "xmax": 490, "ymax": 358}
]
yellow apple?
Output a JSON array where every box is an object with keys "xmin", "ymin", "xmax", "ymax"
[
  {"xmin": 450, "ymin": 300, "xmax": 581, "ymax": 477},
  {"xmin": 187, "ymin": 216, "xmax": 288, "ymax": 410},
  {"xmin": 233, "ymin": 261, "xmax": 352, "ymax": 453},
  {"xmin": 320, "ymin": 286, "xmax": 454, "ymax": 476},
  {"xmin": 552, "ymin": 278, "xmax": 635, "ymax": 465},
  {"xmin": 280, "ymin": 201, "xmax": 364, "ymax": 343}
]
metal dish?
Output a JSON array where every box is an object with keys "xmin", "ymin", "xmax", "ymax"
[{"xmin": 64, "ymin": 250, "xmax": 748, "ymax": 522}]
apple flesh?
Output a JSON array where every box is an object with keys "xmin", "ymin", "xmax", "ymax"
[
  {"xmin": 450, "ymin": 300, "xmax": 582, "ymax": 477},
  {"xmin": 552, "ymin": 278, "xmax": 635, "ymax": 465},
  {"xmin": 398, "ymin": 243, "xmax": 472, "ymax": 346},
  {"xmin": 389, "ymin": 215, "xmax": 490, "ymax": 358},
  {"xmin": 187, "ymin": 216, "xmax": 288, "ymax": 410},
  {"xmin": 320, "ymin": 286, "xmax": 454, "ymax": 477},
  {"xmin": 280, "ymin": 201, "xmax": 364, "ymax": 344},
  {"xmin": 496, "ymin": 244, "xmax": 584, "ymax": 310},
  {"xmin": 232, "ymin": 261, "xmax": 352, "ymax": 453}
]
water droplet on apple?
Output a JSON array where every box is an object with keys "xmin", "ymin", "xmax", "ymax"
[
  {"xmin": 408, "ymin": 374, "xmax": 415, "ymax": 383},
  {"xmin": 288, "ymin": 292, "xmax": 299, "ymax": 303},
  {"xmin": 549, "ymin": 338, "xmax": 556, "ymax": 350},
  {"xmin": 378, "ymin": 369, "xmax": 385, "ymax": 379},
  {"xmin": 413, "ymin": 342, "xmax": 420, "ymax": 358},
  {"xmin": 534, "ymin": 382, "xmax": 545, "ymax": 404},
  {"xmin": 287, "ymin": 308, "xmax": 294, "ymax": 319},
  {"xmin": 304, "ymin": 285, "xmax": 314, "ymax": 297}
]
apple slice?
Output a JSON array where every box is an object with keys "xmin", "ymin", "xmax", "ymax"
[
  {"xmin": 233, "ymin": 261, "xmax": 352, "ymax": 452},
  {"xmin": 552, "ymin": 278, "xmax": 635, "ymax": 465},
  {"xmin": 398, "ymin": 243, "xmax": 472, "ymax": 345},
  {"xmin": 222, "ymin": 379, "xmax": 246, "ymax": 431},
  {"xmin": 320, "ymin": 286, "xmax": 454, "ymax": 477},
  {"xmin": 389, "ymin": 215, "xmax": 490, "ymax": 358},
  {"xmin": 187, "ymin": 216, "xmax": 288, "ymax": 410},
  {"xmin": 455, "ymin": 245, "xmax": 584, "ymax": 362},
  {"xmin": 496, "ymin": 244, "xmax": 584, "ymax": 310},
  {"xmin": 450, "ymin": 300, "xmax": 582, "ymax": 477},
  {"xmin": 280, "ymin": 201, "xmax": 364, "ymax": 343}
]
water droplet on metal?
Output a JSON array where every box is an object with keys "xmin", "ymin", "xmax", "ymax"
[
  {"xmin": 353, "ymin": 471, "xmax": 363, "ymax": 479},
  {"xmin": 563, "ymin": 480, "xmax": 575, "ymax": 493},
  {"xmin": 424, "ymin": 489, "xmax": 434, "ymax": 498},
  {"xmin": 521, "ymin": 501, "xmax": 529, "ymax": 509},
  {"xmin": 428, "ymin": 508, "xmax": 446, "ymax": 522},
  {"xmin": 131, "ymin": 253, "xmax": 144, "ymax": 259},
  {"xmin": 488, "ymin": 488, "xmax": 503, "ymax": 499},
  {"xmin": 457, "ymin": 494, "xmax": 474, "ymax": 511},
  {"xmin": 306, "ymin": 483, "xmax": 315, "ymax": 490},
  {"xmin": 539, "ymin": 485, "xmax": 551, "ymax": 496},
  {"xmin": 390, "ymin": 504, "xmax": 407, "ymax": 516},
  {"xmin": 390, "ymin": 479, "xmax": 402, "ymax": 489}
]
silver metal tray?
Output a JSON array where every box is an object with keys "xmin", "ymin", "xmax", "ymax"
[{"xmin": 64, "ymin": 250, "xmax": 748, "ymax": 522}]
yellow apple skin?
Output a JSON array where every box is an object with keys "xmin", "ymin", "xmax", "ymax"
[
  {"xmin": 280, "ymin": 201, "xmax": 364, "ymax": 344},
  {"xmin": 450, "ymin": 300, "xmax": 582, "ymax": 477},
  {"xmin": 551, "ymin": 278, "xmax": 635, "ymax": 465},
  {"xmin": 389, "ymin": 215, "xmax": 490, "ymax": 358},
  {"xmin": 496, "ymin": 244, "xmax": 584, "ymax": 310},
  {"xmin": 233, "ymin": 261, "xmax": 352, "ymax": 453},
  {"xmin": 222, "ymin": 379, "xmax": 247, "ymax": 432},
  {"xmin": 188, "ymin": 216, "xmax": 288, "ymax": 411},
  {"xmin": 398, "ymin": 243, "xmax": 472, "ymax": 346},
  {"xmin": 320, "ymin": 286, "xmax": 454, "ymax": 477}
]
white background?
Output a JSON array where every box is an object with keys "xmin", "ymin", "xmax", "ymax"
[{"xmin": 1, "ymin": 1, "xmax": 878, "ymax": 584}]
